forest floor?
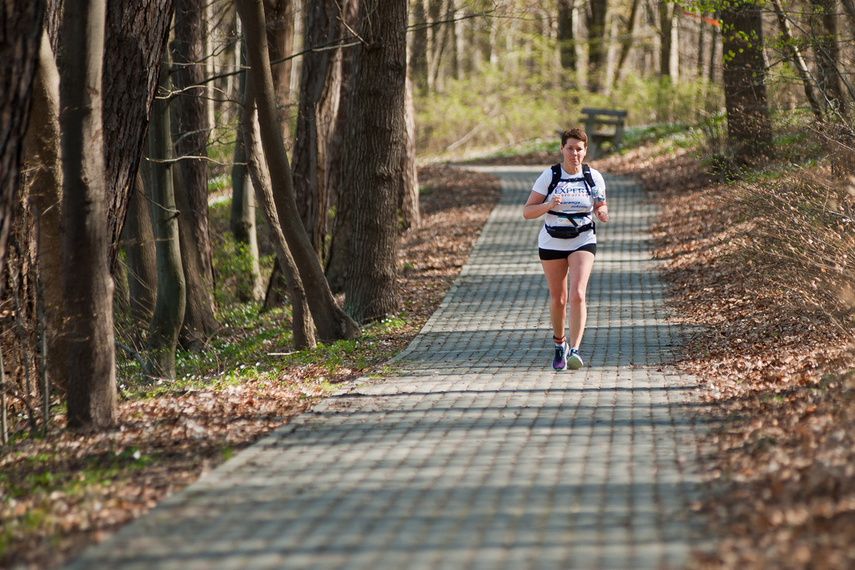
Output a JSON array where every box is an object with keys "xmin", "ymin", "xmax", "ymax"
[{"xmin": 3, "ymin": 145, "xmax": 855, "ymax": 568}]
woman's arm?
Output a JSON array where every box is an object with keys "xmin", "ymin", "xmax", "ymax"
[{"xmin": 523, "ymin": 190, "xmax": 559, "ymax": 219}]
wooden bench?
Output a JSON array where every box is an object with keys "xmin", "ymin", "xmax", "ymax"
[{"xmin": 580, "ymin": 108, "xmax": 627, "ymax": 159}]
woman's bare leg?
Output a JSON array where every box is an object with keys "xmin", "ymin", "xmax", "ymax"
[
  {"xmin": 567, "ymin": 250, "xmax": 596, "ymax": 349},
  {"xmin": 541, "ymin": 258, "xmax": 570, "ymax": 341}
]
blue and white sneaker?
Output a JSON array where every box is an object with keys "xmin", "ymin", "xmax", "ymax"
[
  {"xmin": 567, "ymin": 348, "xmax": 584, "ymax": 370},
  {"xmin": 553, "ymin": 343, "xmax": 568, "ymax": 370}
]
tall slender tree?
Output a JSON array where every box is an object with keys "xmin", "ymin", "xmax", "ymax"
[
  {"xmin": 235, "ymin": 0, "xmax": 359, "ymax": 341},
  {"xmin": 24, "ymin": 31, "xmax": 68, "ymax": 391},
  {"xmin": 230, "ymin": 42, "xmax": 264, "ymax": 303},
  {"xmin": 60, "ymin": 0, "xmax": 117, "ymax": 428},
  {"xmin": 585, "ymin": 0, "xmax": 608, "ymax": 92},
  {"xmin": 172, "ymin": 0, "xmax": 215, "ymax": 286},
  {"xmin": 144, "ymin": 68, "xmax": 186, "ymax": 381},
  {"xmin": 241, "ymin": 82, "xmax": 315, "ymax": 349}
]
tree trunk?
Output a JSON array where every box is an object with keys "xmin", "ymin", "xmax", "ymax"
[
  {"xmin": 426, "ymin": 0, "xmax": 450, "ymax": 92},
  {"xmin": 809, "ymin": 0, "xmax": 848, "ymax": 117},
  {"xmin": 102, "ymin": 0, "xmax": 175, "ymax": 272},
  {"xmin": 585, "ymin": 0, "xmax": 608, "ymax": 93},
  {"xmin": 171, "ymin": 0, "xmax": 215, "ymax": 288},
  {"xmin": 240, "ymin": 82, "xmax": 315, "ymax": 349},
  {"xmin": 172, "ymin": 159, "xmax": 219, "ymax": 351},
  {"xmin": 169, "ymin": 0, "xmax": 221, "ymax": 349},
  {"xmin": 25, "ymin": 31, "xmax": 68, "ymax": 391},
  {"xmin": 409, "ymin": 0, "xmax": 428, "ymax": 93},
  {"xmin": 0, "ymin": 0, "xmax": 43, "ymax": 284},
  {"xmin": 292, "ymin": 0, "xmax": 345, "ymax": 260},
  {"xmin": 144, "ymin": 68, "xmax": 186, "ymax": 381},
  {"xmin": 770, "ymin": 0, "xmax": 824, "ymax": 121},
  {"xmin": 322, "ymin": 0, "xmax": 358, "ymax": 292},
  {"xmin": 400, "ymin": 70, "xmax": 420, "ymax": 231},
  {"xmin": 616, "ymin": 0, "xmax": 640, "ymax": 83},
  {"xmin": 265, "ymin": 0, "xmax": 295, "ymax": 147},
  {"xmin": 44, "ymin": 0, "xmax": 61, "ymax": 51},
  {"xmin": 59, "ymin": 0, "xmax": 117, "ymax": 428},
  {"xmin": 341, "ymin": 0, "xmax": 408, "ymax": 323},
  {"xmin": 720, "ymin": 0, "xmax": 773, "ymax": 162},
  {"xmin": 230, "ymin": 45, "xmax": 264, "ymax": 303},
  {"xmin": 123, "ymin": 171, "xmax": 157, "ymax": 334},
  {"xmin": 658, "ymin": 0, "xmax": 674, "ymax": 81},
  {"xmin": 558, "ymin": 0, "xmax": 578, "ymax": 73},
  {"xmin": 708, "ymin": 12, "xmax": 719, "ymax": 84},
  {"xmin": 235, "ymin": 0, "xmax": 359, "ymax": 342}
]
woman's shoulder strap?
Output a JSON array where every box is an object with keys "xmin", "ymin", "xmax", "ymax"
[{"xmin": 547, "ymin": 163, "xmax": 563, "ymax": 194}]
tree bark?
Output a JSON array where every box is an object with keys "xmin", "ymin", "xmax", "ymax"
[
  {"xmin": 720, "ymin": 0, "xmax": 773, "ymax": 162},
  {"xmin": 171, "ymin": 0, "xmax": 215, "ymax": 288},
  {"xmin": 292, "ymin": 0, "xmax": 345, "ymax": 260},
  {"xmin": 123, "ymin": 171, "xmax": 157, "ymax": 334},
  {"xmin": 102, "ymin": 0, "xmax": 175, "ymax": 272},
  {"xmin": 658, "ymin": 0, "xmax": 674, "ymax": 81},
  {"xmin": 323, "ymin": 0, "xmax": 358, "ymax": 292},
  {"xmin": 409, "ymin": 0, "xmax": 428, "ymax": 93},
  {"xmin": 585, "ymin": 0, "xmax": 608, "ymax": 92},
  {"xmin": 240, "ymin": 82, "xmax": 315, "ymax": 349},
  {"xmin": 25, "ymin": 31, "xmax": 68, "ymax": 391},
  {"xmin": 173, "ymin": 152, "xmax": 219, "ymax": 351},
  {"xmin": 236, "ymin": 0, "xmax": 358, "ymax": 342},
  {"xmin": 144, "ymin": 68, "xmax": 186, "ymax": 381},
  {"xmin": 265, "ymin": 0, "xmax": 295, "ymax": 147},
  {"xmin": 59, "ymin": 0, "xmax": 117, "ymax": 428},
  {"xmin": 616, "ymin": 0, "xmax": 640, "ymax": 83},
  {"xmin": 400, "ymin": 70, "xmax": 420, "ymax": 231},
  {"xmin": 341, "ymin": 0, "xmax": 408, "ymax": 323},
  {"xmin": 0, "ymin": 0, "xmax": 44, "ymax": 284},
  {"xmin": 230, "ymin": 45, "xmax": 264, "ymax": 303}
]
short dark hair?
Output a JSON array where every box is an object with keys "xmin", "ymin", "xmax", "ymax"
[{"xmin": 561, "ymin": 128, "xmax": 588, "ymax": 148}]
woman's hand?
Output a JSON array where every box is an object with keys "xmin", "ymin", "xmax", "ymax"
[{"xmin": 595, "ymin": 204, "xmax": 609, "ymax": 223}]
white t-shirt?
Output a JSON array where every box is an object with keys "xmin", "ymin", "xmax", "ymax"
[{"xmin": 531, "ymin": 165, "xmax": 607, "ymax": 251}]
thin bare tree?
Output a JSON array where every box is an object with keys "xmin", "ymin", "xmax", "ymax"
[{"xmin": 235, "ymin": 0, "xmax": 359, "ymax": 341}]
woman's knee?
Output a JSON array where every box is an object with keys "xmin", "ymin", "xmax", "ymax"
[
  {"xmin": 568, "ymin": 288, "xmax": 586, "ymax": 305},
  {"xmin": 550, "ymin": 292, "xmax": 568, "ymax": 307}
]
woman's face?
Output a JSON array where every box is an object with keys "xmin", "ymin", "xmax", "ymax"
[{"xmin": 561, "ymin": 138, "xmax": 587, "ymax": 168}]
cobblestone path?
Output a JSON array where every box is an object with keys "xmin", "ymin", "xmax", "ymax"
[{"xmin": 68, "ymin": 166, "xmax": 706, "ymax": 570}]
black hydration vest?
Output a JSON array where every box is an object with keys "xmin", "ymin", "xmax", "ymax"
[{"xmin": 542, "ymin": 163, "xmax": 597, "ymax": 239}]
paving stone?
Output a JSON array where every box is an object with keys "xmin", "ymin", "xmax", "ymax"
[{"xmin": 66, "ymin": 165, "xmax": 707, "ymax": 570}]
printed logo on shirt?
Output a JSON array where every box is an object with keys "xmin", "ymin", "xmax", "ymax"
[{"xmin": 552, "ymin": 180, "xmax": 593, "ymax": 211}]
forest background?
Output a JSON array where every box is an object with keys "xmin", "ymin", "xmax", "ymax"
[{"xmin": 1, "ymin": 0, "xmax": 855, "ymax": 567}]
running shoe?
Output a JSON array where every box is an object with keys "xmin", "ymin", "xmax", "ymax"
[
  {"xmin": 553, "ymin": 343, "xmax": 568, "ymax": 370},
  {"xmin": 567, "ymin": 348, "xmax": 584, "ymax": 370}
]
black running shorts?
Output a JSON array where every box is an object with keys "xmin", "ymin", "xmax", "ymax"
[{"xmin": 538, "ymin": 243, "xmax": 597, "ymax": 260}]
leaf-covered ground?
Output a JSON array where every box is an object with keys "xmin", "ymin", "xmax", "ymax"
[{"xmin": 601, "ymin": 145, "xmax": 855, "ymax": 569}]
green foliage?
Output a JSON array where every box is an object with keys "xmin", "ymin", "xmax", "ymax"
[
  {"xmin": 212, "ymin": 232, "xmax": 274, "ymax": 307},
  {"xmin": 415, "ymin": 69, "xmax": 723, "ymax": 159}
]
